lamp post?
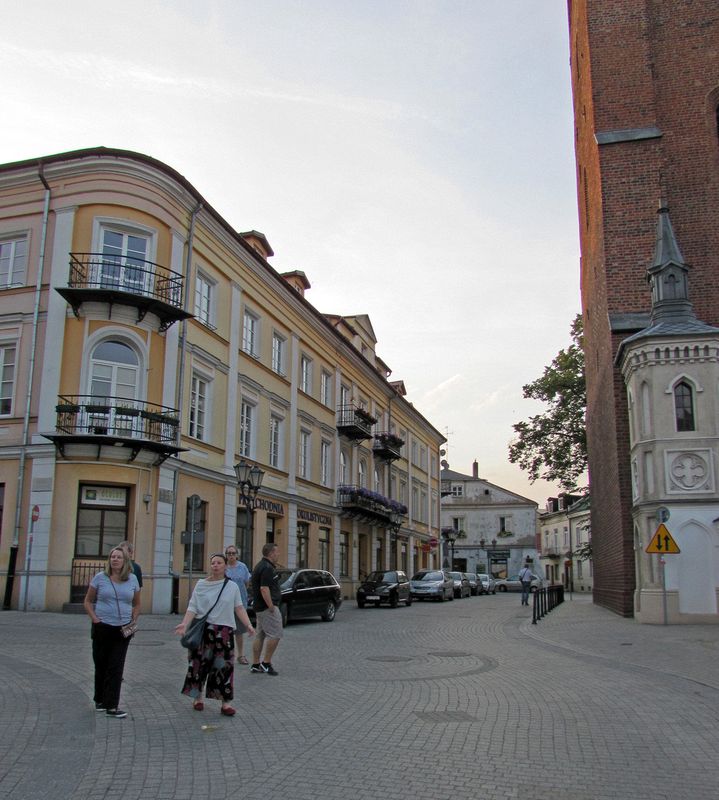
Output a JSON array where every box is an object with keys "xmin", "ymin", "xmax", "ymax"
[
  {"xmin": 234, "ymin": 459, "xmax": 265, "ymax": 566},
  {"xmin": 441, "ymin": 528, "xmax": 456, "ymax": 570},
  {"xmin": 388, "ymin": 510, "xmax": 402, "ymax": 570}
]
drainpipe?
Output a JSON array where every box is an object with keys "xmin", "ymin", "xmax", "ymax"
[
  {"xmin": 167, "ymin": 202, "xmax": 201, "ymax": 578},
  {"xmin": 3, "ymin": 167, "xmax": 51, "ymax": 609}
]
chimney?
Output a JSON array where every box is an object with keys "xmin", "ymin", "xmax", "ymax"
[{"xmin": 472, "ymin": 460, "xmax": 479, "ymax": 479}]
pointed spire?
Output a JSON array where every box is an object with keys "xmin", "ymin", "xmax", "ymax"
[{"xmin": 647, "ymin": 206, "xmax": 693, "ymax": 323}]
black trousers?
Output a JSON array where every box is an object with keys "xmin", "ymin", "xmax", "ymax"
[{"xmin": 91, "ymin": 622, "xmax": 131, "ymax": 709}]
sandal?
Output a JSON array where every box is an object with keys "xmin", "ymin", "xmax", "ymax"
[
  {"xmin": 237, "ymin": 655, "xmax": 249, "ymax": 665},
  {"xmin": 193, "ymin": 700, "xmax": 204, "ymax": 711}
]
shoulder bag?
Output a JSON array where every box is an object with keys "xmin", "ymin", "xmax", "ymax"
[{"xmin": 180, "ymin": 578, "xmax": 229, "ymax": 650}]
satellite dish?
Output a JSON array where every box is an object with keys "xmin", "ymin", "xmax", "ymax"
[
  {"xmin": 440, "ymin": 449, "xmax": 446, "ymax": 457},
  {"xmin": 440, "ymin": 459, "xmax": 449, "ymax": 469}
]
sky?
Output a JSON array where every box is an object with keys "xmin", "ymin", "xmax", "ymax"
[{"xmin": 1, "ymin": 1, "xmax": 580, "ymax": 505}]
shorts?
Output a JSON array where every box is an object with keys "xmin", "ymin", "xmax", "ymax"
[{"xmin": 256, "ymin": 607, "xmax": 283, "ymax": 640}]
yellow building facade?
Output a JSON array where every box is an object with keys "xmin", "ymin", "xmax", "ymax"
[{"xmin": 0, "ymin": 148, "xmax": 444, "ymax": 613}]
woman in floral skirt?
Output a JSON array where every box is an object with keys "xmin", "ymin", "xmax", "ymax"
[{"xmin": 175, "ymin": 552, "xmax": 254, "ymax": 716}]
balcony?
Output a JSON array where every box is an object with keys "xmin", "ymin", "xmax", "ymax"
[
  {"xmin": 337, "ymin": 485, "xmax": 407, "ymax": 527},
  {"xmin": 372, "ymin": 431, "xmax": 404, "ymax": 461},
  {"xmin": 45, "ymin": 395, "xmax": 186, "ymax": 465},
  {"xmin": 56, "ymin": 253, "xmax": 193, "ymax": 332},
  {"xmin": 336, "ymin": 404, "xmax": 376, "ymax": 441},
  {"xmin": 543, "ymin": 546, "xmax": 562, "ymax": 559}
]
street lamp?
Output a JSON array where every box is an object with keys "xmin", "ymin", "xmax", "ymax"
[
  {"xmin": 388, "ymin": 510, "xmax": 402, "ymax": 570},
  {"xmin": 441, "ymin": 527, "xmax": 456, "ymax": 570},
  {"xmin": 234, "ymin": 459, "xmax": 265, "ymax": 565}
]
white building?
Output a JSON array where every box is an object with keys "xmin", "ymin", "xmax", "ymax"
[
  {"xmin": 440, "ymin": 461, "xmax": 538, "ymax": 579},
  {"xmin": 538, "ymin": 494, "xmax": 592, "ymax": 591}
]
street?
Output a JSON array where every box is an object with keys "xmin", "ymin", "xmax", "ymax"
[{"xmin": 1, "ymin": 593, "xmax": 718, "ymax": 800}]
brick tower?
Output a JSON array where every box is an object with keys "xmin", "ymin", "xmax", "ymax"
[{"xmin": 567, "ymin": 1, "xmax": 719, "ymax": 615}]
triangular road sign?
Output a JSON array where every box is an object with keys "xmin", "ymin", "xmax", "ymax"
[{"xmin": 646, "ymin": 523, "xmax": 680, "ymax": 554}]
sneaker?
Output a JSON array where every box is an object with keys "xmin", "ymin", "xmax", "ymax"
[
  {"xmin": 261, "ymin": 662, "xmax": 279, "ymax": 676},
  {"xmin": 106, "ymin": 709, "xmax": 127, "ymax": 719},
  {"xmin": 250, "ymin": 663, "xmax": 264, "ymax": 673},
  {"xmin": 94, "ymin": 703, "xmax": 106, "ymax": 712}
]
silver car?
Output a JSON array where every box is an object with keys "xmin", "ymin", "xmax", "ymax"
[
  {"xmin": 495, "ymin": 573, "xmax": 543, "ymax": 592},
  {"xmin": 464, "ymin": 572, "xmax": 479, "ymax": 596},
  {"xmin": 477, "ymin": 573, "xmax": 496, "ymax": 594},
  {"xmin": 410, "ymin": 569, "xmax": 454, "ymax": 602}
]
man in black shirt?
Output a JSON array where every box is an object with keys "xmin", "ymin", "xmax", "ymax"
[{"xmin": 250, "ymin": 543, "xmax": 283, "ymax": 675}]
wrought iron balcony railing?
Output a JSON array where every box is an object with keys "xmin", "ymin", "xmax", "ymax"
[
  {"xmin": 337, "ymin": 485, "xmax": 407, "ymax": 526},
  {"xmin": 55, "ymin": 395, "xmax": 180, "ymax": 444},
  {"xmin": 336, "ymin": 404, "xmax": 376, "ymax": 441},
  {"xmin": 56, "ymin": 253, "xmax": 191, "ymax": 332},
  {"xmin": 372, "ymin": 431, "xmax": 404, "ymax": 461}
]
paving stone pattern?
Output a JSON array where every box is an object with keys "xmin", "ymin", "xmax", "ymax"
[{"xmin": 0, "ymin": 594, "xmax": 718, "ymax": 800}]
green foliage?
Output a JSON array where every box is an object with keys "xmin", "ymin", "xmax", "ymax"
[
  {"xmin": 508, "ymin": 315, "xmax": 587, "ymax": 491},
  {"xmin": 573, "ymin": 540, "xmax": 592, "ymax": 561}
]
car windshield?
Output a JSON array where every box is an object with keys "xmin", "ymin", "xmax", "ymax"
[
  {"xmin": 412, "ymin": 571, "xmax": 444, "ymax": 582},
  {"xmin": 449, "ymin": 572, "xmax": 462, "ymax": 579},
  {"xmin": 365, "ymin": 571, "xmax": 397, "ymax": 583},
  {"xmin": 478, "ymin": 574, "xmax": 489, "ymax": 581}
]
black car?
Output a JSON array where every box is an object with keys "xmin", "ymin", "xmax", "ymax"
[
  {"xmin": 247, "ymin": 568, "xmax": 342, "ymax": 626},
  {"xmin": 356, "ymin": 570, "xmax": 412, "ymax": 608}
]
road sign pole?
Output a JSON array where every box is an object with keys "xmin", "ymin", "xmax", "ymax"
[{"xmin": 660, "ymin": 556, "xmax": 668, "ymax": 626}]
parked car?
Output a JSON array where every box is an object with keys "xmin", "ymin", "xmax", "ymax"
[
  {"xmin": 448, "ymin": 571, "xmax": 471, "ymax": 599},
  {"xmin": 409, "ymin": 569, "xmax": 454, "ymax": 601},
  {"xmin": 477, "ymin": 573, "xmax": 496, "ymax": 594},
  {"xmin": 495, "ymin": 573, "xmax": 543, "ymax": 592},
  {"xmin": 246, "ymin": 568, "xmax": 342, "ymax": 625},
  {"xmin": 464, "ymin": 572, "xmax": 479, "ymax": 596},
  {"xmin": 357, "ymin": 570, "xmax": 412, "ymax": 608}
]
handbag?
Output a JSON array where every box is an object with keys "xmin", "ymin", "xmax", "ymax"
[
  {"xmin": 109, "ymin": 577, "xmax": 138, "ymax": 639},
  {"xmin": 180, "ymin": 578, "xmax": 229, "ymax": 650}
]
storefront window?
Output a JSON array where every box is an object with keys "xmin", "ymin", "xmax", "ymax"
[
  {"xmin": 319, "ymin": 527, "xmax": 330, "ymax": 571},
  {"xmin": 297, "ymin": 522, "xmax": 309, "ymax": 568},
  {"xmin": 74, "ymin": 485, "xmax": 128, "ymax": 557},
  {"xmin": 340, "ymin": 532, "xmax": 349, "ymax": 577}
]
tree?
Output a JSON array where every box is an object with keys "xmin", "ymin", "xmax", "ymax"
[{"xmin": 508, "ymin": 314, "xmax": 587, "ymax": 491}]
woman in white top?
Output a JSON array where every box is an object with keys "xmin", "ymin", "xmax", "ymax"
[{"xmin": 175, "ymin": 552, "xmax": 254, "ymax": 716}]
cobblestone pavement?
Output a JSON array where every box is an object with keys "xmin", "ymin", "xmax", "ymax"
[{"xmin": 1, "ymin": 592, "xmax": 718, "ymax": 800}]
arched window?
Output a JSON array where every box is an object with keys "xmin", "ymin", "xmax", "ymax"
[
  {"xmin": 674, "ymin": 381, "xmax": 695, "ymax": 431},
  {"xmin": 90, "ymin": 340, "xmax": 139, "ymax": 402},
  {"xmin": 358, "ymin": 458, "xmax": 367, "ymax": 488},
  {"xmin": 339, "ymin": 450, "xmax": 348, "ymax": 485}
]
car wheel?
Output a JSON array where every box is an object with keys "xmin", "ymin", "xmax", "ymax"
[
  {"xmin": 321, "ymin": 601, "xmax": 336, "ymax": 622},
  {"xmin": 498, "ymin": 585, "xmax": 507, "ymax": 592},
  {"xmin": 357, "ymin": 598, "xmax": 365, "ymax": 608},
  {"xmin": 280, "ymin": 603, "xmax": 289, "ymax": 627},
  {"xmin": 390, "ymin": 593, "xmax": 399, "ymax": 608},
  {"xmin": 406, "ymin": 595, "xmax": 412, "ymax": 606},
  {"xmin": 492, "ymin": 589, "xmax": 496, "ymax": 594}
]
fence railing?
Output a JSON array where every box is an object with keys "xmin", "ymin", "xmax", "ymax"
[
  {"xmin": 70, "ymin": 559, "xmax": 106, "ymax": 602},
  {"xmin": 531, "ymin": 584, "xmax": 565, "ymax": 624}
]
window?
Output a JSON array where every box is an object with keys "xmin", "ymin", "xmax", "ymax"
[
  {"xmin": 0, "ymin": 344, "xmax": 16, "ymax": 415},
  {"xmin": 320, "ymin": 370, "xmax": 332, "ymax": 406},
  {"xmin": 299, "ymin": 429, "xmax": 311, "ymax": 479},
  {"xmin": 75, "ymin": 485, "xmax": 129, "ymax": 557},
  {"xmin": 374, "ymin": 467, "xmax": 380, "ymax": 492},
  {"xmin": 451, "ymin": 484, "xmax": 463, "ymax": 497},
  {"xmin": 269, "ymin": 415, "xmax": 283, "ymax": 468},
  {"xmin": 340, "ymin": 532, "xmax": 349, "ymax": 577},
  {"xmin": 271, "ymin": 333, "xmax": 286, "ymax": 376},
  {"xmin": 100, "ymin": 227, "xmax": 150, "ymax": 293},
  {"xmin": 358, "ymin": 458, "xmax": 367, "ymax": 488},
  {"xmin": 242, "ymin": 309, "xmax": 259, "ymax": 357},
  {"xmin": 319, "ymin": 527, "xmax": 330, "ymax": 571},
  {"xmin": 340, "ymin": 450, "xmax": 348, "ymax": 484},
  {"xmin": 399, "ymin": 480, "xmax": 407, "ymax": 505},
  {"xmin": 300, "ymin": 355, "xmax": 312, "ymax": 394},
  {"xmin": 90, "ymin": 340, "xmax": 139, "ymax": 403},
  {"xmin": 674, "ymin": 381, "xmax": 695, "ymax": 431},
  {"xmin": 419, "ymin": 445, "xmax": 427, "ymax": 470},
  {"xmin": 499, "ymin": 516, "xmax": 512, "ymax": 533},
  {"xmin": 189, "ymin": 374, "xmax": 208, "ymax": 440},
  {"xmin": 576, "ymin": 560, "xmax": 583, "ymax": 579},
  {"xmin": 0, "ymin": 236, "xmax": 27, "ymax": 287},
  {"xmin": 321, "ymin": 440, "xmax": 331, "ymax": 486},
  {"xmin": 183, "ymin": 496, "xmax": 206, "ymax": 572},
  {"xmin": 420, "ymin": 490, "xmax": 427, "ymax": 522},
  {"xmin": 297, "ymin": 523, "xmax": 309, "ymax": 568},
  {"xmin": 240, "ymin": 400, "xmax": 255, "ymax": 457},
  {"xmin": 340, "ymin": 384, "xmax": 350, "ymax": 408},
  {"xmin": 194, "ymin": 272, "xmax": 215, "ymax": 329},
  {"xmin": 411, "ymin": 440, "xmax": 418, "ymax": 465},
  {"xmin": 412, "ymin": 485, "xmax": 419, "ymax": 516}
]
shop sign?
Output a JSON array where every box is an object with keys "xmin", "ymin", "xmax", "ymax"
[
  {"xmin": 81, "ymin": 485, "xmax": 128, "ymax": 507},
  {"xmin": 255, "ymin": 498, "xmax": 285, "ymax": 516},
  {"xmin": 298, "ymin": 508, "xmax": 332, "ymax": 525}
]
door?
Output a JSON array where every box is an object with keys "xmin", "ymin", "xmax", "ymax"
[
  {"xmin": 100, "ymin": 229, "xmax": 149, "ymax": 294},
  {"xmin": 88, "ymin": 340, "xmax": 140, "ymax": 436}
]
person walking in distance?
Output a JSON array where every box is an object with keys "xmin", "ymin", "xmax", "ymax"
[
  {"xmin": 118, "ymin": 540, "xmax": 143, "ymax": 589},
  {"xmin": 519, "ymin": 564, "xmax": 533, "ymax": 606},
  {"xmin": 225, "ymin": 546, "xmax": 251, "ymax": 665},
  {"xmin": 250, "ymin": 543, "xmax": 282, "ymax": 676}
]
